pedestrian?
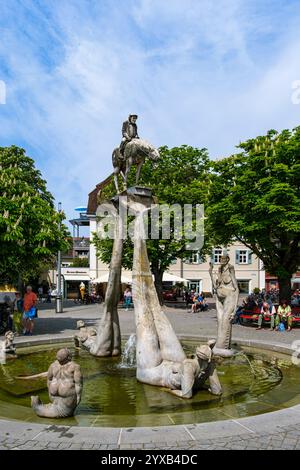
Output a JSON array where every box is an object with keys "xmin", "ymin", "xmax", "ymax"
[
  {"xmin": 46, "ymin": 287, "xmax": 52, "ymax": 303},
  {"xmin": 79, "ymin": 282, "xmax": 85, "ymax": 302},
  {"xmin": 191, "ymin": 293, "xmax": 203, "ymax": 313},
  {"xmin": 38, "ymin": 286, "xmax": 43, "ymax": 302},
  {"xmin": 124, "ymin": 287, "xmax": 132, "ymax": 311},
  {"xmin": 22, "ymin": 285, "xmax": 37, "ymax": 336}
]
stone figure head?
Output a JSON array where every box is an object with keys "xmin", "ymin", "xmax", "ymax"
[
  {"xmin": 5, "ymin": 331, "xmax": 14, "ymax": 343},
  {"xmin": 195, "ymin": 340, "xmax": 216, "ymax": 365},
  {"xmin": 56, "ymin": 348, "xmax": 72, "ymax": 365},
  {"xmin": 77, "ymin": 320, "xmax": 85, "ymax": 329},
  {"xmin": 129, "ymin": 114, "xmax": 138, "ymax": 123},
  {"xmin": 220, "ymin": 254, "xmax": 230, "ymax": 266},
  {"xmin": 150, "ymin": 147, "xmax": 160, "ymax": 162}
]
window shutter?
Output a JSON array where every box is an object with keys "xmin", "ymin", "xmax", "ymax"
[
  {"xmin": 235, "ymin": 250, "xmax": 240, "ymax": 264},
  {"xmin": 248, "ymin": 251, "xmax": 252, "ymax": 264},
  {"xmin": 210, "ymin": 251, "xmax": 214, "ymax": 263}
]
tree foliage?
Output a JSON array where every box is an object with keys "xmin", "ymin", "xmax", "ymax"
[
  {"xmin": 0, "ymin": 146, "xmax": 70, "ymax": 285},
  {"xmin": 207, "ymin": 127, "xmax": 300, "ymax": 300},
  {"xmin": 93, "ymin": 145, "xmax": 211, "ymax": 303}
]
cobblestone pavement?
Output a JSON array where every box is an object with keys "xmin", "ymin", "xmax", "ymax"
[
  {"xmin": 1, "ymin": 303, "xmax": 300, "ymax": 451},
  {"xmin": 1, "ymin": 423, "xmax": 300, "ymax": 450}
]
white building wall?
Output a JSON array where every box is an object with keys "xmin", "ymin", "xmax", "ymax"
[
  {"xmin": 168, "ymin": 242, "xmax": 264, "ymax": 294},
  {"xmin": 89, "ymin": 218, "xmax": 98, "ymax": 280},
  {"xmin": 87, "ymin": 216, "xmax": 265, "ymax": 294}
]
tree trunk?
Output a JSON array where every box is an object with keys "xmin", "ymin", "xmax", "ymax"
[
  {"xmin": 278, "ymin": 276, "xmax": 292, "ymax": 303},
  {"xmin": 152, "ymin": 267, "xmax": 164, "ymax": 305}
]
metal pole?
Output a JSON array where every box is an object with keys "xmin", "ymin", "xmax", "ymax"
[{"xmin": 56, "ymin": 202, "xmax": 63, "ymax": 313}]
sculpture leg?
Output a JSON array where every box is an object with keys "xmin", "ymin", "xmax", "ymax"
[
  {"xmin": 208, "ymin": 364, "xmax": 222, "ymax": 395},
  {"xmin": 123, "ymin": 159, "xmax": 131, "ymax": 190},
  {"xmin": 114, "ymin": 172, "xmax": 120, "ymax": 194},
  {"xmin": 215, "ymin": 291, "xmax": 238, "ymax": 356},
  {"xmin": 131, "ymin": 197, "xmax": 185, "ymax": 372},
  {"xmin": 135, "ymin": 160, "xmax": 143, "ymax": 185},
  {"xmin": 89, "ymin": 218, "xmax": 122, "ymax": 357}
]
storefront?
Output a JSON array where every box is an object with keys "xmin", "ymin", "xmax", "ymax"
[{"xmin": 62, "ymin": 268, "xmax": 91, "ymax": 299}]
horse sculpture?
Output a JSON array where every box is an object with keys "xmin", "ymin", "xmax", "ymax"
[{"xmin": 112, "ymin": 138, "xmax": 160, "ymax": 193}]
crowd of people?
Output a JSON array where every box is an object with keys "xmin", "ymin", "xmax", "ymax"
[
  {"xmin": 0, "ymin": 285, "xmax": 38, "ymax": 336},
  {"xmin": 233, "ymin": 289, "xmax": 298, "ymax": 331},
  {"xmin": 183, "ymin": 290, "xmax": 209, "ymax": 313}
]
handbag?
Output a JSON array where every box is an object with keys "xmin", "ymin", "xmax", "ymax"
[{"xmin": 28, "ymin": 307, "xmax": 37, "ymax": 319}]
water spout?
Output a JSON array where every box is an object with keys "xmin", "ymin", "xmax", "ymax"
[
  {"xmin": 119, "ymin": 334, "xmax": 137, "ymax": 368},
  {"xmin": 236, "ymin": 351, "xmax": 257, "ymax": 378}
]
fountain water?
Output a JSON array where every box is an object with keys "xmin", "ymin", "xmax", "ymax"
[
  {"xmin": 119, "ymin": 334, "xmax": 137, "ymax": 368},
  {"xmin": 235, "ymin": 351, "xmax": 257, "ymax": 378}
]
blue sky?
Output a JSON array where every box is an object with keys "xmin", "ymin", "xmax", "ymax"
[{"xmin": 1, "ymin": 0, "xmax": 300, "ymax": 224}]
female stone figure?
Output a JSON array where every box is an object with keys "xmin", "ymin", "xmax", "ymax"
[
  {"xmin": 31, "ymin": 348, "xmax": 82, "ymax": 418},
  {"xmin": 131, "ymin": 193, "xmax": 222, "ymax": 398},
  {"xmin": 209, "ymin": 253, "xmax": 239, "ymax": 357}
]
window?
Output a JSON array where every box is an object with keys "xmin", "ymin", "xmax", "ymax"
[
  {"xmin": 237, "ymin": 280, "xmax": 250, "ymax": 294},
  {"xmin": 239, "ymin": 250, "xmax": 248, "ymax": 264},
  {"xmin": 235, "ymin": 249, "xmax": 252, "ymax": 264},
  {"xmin": 188, "ymin": 280, "xmax": 202, "ymax": 292},
  {"xmin": 188, "ymin": 251, "xmax": 203, "ymax": 264},
  {"xmin": 213, "ymin": 248, "xmax": 222, "ymax": 264}
]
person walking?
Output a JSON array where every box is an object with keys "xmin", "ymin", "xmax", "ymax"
[
  {"xmin": 124, "ymin": 287, "xmax": 132, "ymax": 311},
  {"xmin": 22, "ymin": 286, "xmax": 37, "ymax": 336},
  {"xmin": 38, "ymin": 286, "xmax": 43, "ymax": 302}
]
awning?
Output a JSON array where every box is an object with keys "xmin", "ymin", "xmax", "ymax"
[
  {"xmin": 92, "ymin": 271, "xmax": 187, "ymax": 285},
  {"xmin": 162, "ymin": 273, "xmax": 188, "ymax": 284},
  {"xmin": 292, "ymin": 278, "xmax": 300, "ymax": 283},
  {"xmin": 63, "ymin": 274, "xmax": 91, "ymax": 281},
  {"xmin": 92, "ymin": 271, "xmax": 132, "ymax": 284}
]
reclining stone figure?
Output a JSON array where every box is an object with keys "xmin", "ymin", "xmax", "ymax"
[{"xmin": 73, "ymin": 320, "xmax": 97, "ymax": 351}]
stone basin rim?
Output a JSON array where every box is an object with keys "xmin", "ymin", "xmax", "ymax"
[{"xmin": 0, "ymin": 333, "xmax": 299, "ymax": 445}]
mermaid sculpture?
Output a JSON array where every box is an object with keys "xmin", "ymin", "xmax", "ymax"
[{"xmin": 31, "ymin": 348, "xmax": 82, "ymax": 418}]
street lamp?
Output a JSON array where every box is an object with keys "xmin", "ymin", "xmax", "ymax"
[{"xmin": 56, "ymin": 202, "xmax": 63, "ymax": 313}]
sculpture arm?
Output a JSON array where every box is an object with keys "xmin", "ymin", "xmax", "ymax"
[
  {"xmin": 209, "ymin": 262, "xmax": 217, "ymax": 290},
  {"xmin": 229, "ymin": 265, "xmax": 238, "ymax": 291},
  {"xmin": 169, "ymin": 362, "xmax": 194, "ymax": 399},
  {"xmin": 74, "ymin": 364, "xmax": 83, "ymax": 405},
  {"xmin": 122, "ymin": 122, "xmax": 131, "ymax": 140},
  {"xmin": 47, "ymin": 365, "xmax": 54, "ymax": 399},
  {"xmin": 208, "ymin": 364, "xmax": 222, "ymax": 395}
]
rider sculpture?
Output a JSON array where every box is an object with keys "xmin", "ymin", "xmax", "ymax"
[
  {"xmin": 120, "ymin": 114, "xmax": 139, "ymax": 157},
  {"xmin": 112, "ymin": 115, "xmax": 160, "ymax": 193}
]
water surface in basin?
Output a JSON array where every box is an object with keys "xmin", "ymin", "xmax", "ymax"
[{"xmin": 0, "ymin": 341, "xmax": 299, "ymax": 427}]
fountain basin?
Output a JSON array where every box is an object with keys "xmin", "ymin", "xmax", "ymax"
[{"xmin": 0, "ymin": 339, "xmax": 299, "ymax": 428}]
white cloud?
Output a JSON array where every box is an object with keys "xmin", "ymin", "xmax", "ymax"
[{"xmin": 0, "ymin": 0, "xmax": 300, "ymax": 224}]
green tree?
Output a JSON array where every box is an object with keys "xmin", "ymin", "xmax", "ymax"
[
  {"xmin": 207, "ymin": 127, "xmax": 300, "ymax": 301},
  {"xmin": 93, "ymin": 145, "xmax": 211, "ymax": 304},
  {"xmin": 71, "ymin": 257, "xmax": 89, "ymax": 267},
  {"xmin": 0, "ymin": 146, "xmax": 70, "ymax": 288}
]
